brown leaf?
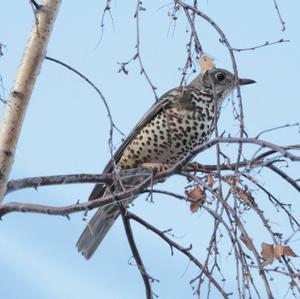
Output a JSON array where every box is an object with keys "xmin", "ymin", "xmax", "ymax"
[
  {"xmin": 274, "ymin": 245, "xmax": 284, "ymax": 260},
  {"xmin": 190, "ymin": 203, "xmax": 200, "ymax": 213},
  {"xmin": 262, "ymin": 244, "xmax": 297, "ymax": 264},
  {"xmin": 187, "ymin": 185, "xmax": 206, "ymax": 213},
  {"xmin": 240, "ymin": 233, "xmax": 254, "ymax": 251},
  {"xmin": 188, "ymin": 185, "xmax": 205, "ymax": 201},
  {"xmin": 261, "ymin": 243, "xmax": 274, "ymax": 266},
  {"xmin": 200, "ymin": 55, "xmax": 215, "ymax": 74},
  {"xmin": 239, "ymin": 190, "xmax": 257, "ymax": 208},
  {"xmin": 274, "ymin": 245, "xmax": 298, "ymax": 260},
  {"xmin": 231, "ymin": 186, "xmax": 257, "ymax": 208},
  {"xmin": 283, "ymin": 245, "xmax": 298, "ymax": 257}
]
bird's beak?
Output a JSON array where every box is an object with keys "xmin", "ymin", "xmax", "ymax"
[{"xmin": 238, "ymin": 78, "xmax": 256, "ymax": 86}]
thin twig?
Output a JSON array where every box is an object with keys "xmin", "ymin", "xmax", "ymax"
[
  {"xmin": 267, "ymin": 164, "xmax": 300, "ymax": 193},
  {"xmin": 45, "ymin": 56, "xmax": 123, "ymax": 138},
  {"xmin": 128, "ymin": 211, "xmax": 230, "ymax": 299},
  {"xmin": 45, "ymin": 56, "xmax": 127, "ymax": 186},
  {"xmin": 256, "ymin": 122, "xmax": 299, "ymax": 139},
  {"xmin": 97, "ymin": 0, "xmax": 115, "ymax": 45},
  {"xmin": 184, "ymin": 172, "xmax": 274, "ymax": 298},
  {"xmin": 134, "ymin": 0, "xmax": 158, "ymax": 100},
  {"xmin": 225, "ymin": 39, "xmax": 289, "ymax": 52},
  {"xmin": 120, "ymin": 206, "xmax": 154, "ymax": 299},
  {"xmin": 272, "ymin": 0, "xmax": 286, "ymax": 31}
]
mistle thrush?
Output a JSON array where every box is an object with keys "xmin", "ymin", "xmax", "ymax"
[{"xmin": 77, "ymin": 67, "xmax": 255, "ymax": 259}]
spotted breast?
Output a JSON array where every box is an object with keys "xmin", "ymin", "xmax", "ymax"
[{"xmin": 119, "ymin": 87, "xmax": 217, "ymax": 169}]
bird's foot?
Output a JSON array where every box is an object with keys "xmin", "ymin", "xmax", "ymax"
[{"xmin": 187, "ymin": 162, "xmax": 209, "ymax": 173}]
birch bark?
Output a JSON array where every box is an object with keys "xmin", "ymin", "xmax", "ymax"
[{"xmin": 0, "ymin": 0, "xmax": 61, "ymax": 203}]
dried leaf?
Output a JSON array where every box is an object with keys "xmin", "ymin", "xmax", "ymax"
[
  {"xmin": 274, "ymin": 245, "xmax": 298, "ymax": 259},
  {"xmin": 283, "ymin": 245, "xmax": 298, "ymax": 257},
  {"xmin": 188, "ymin": 185, "xmax": 205, "ymax": 201},
  {"xmin": 187, "ymin": 185, "xmax": 206, "ymax": 213},
  {"xmin": 274, "ymin": 245, "xmax": 284, "ymax": 260},
  {"xmin": 240, "ymin": 233, "xmax": 254, "ymax": 251},
  {"xmin": 261, "ymin": 242, "xmax": 274, "ymax": 266},
  {"xmin": 200, "ymin": 55, "xmax": 215, "ymax": 74},
  {"xmin": 240, "ymin": 190, "xmax": 257, "ymax": 208},
  {"xmin": 231, "ymin": 186, "xmax": 257, "ymax": 208},
  {"xmin": 207, "ymin": 173, "xmax": 214, "ymax": 188},
  {"xmin": 262, "ymin": 243, "xmax": 297, "ymax": 265},
  {"xmin": 190, "ymin": 203, "xmax": 200, "ymax": 213}
]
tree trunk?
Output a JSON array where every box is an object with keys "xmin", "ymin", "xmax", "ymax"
[{"xmin": 0, "ymin": 0, "xmax": 61, "ymax": 203}]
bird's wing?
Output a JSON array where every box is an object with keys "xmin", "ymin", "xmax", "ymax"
[{"xmin": 89, "ymin": 87, "xmax": 179, "ymax": 200}]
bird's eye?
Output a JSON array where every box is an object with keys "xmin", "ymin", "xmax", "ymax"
[{"xmin": 215, "ymin": 72, "xmax": 225, "ymax": 81}]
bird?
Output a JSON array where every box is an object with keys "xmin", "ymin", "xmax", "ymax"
[{"xmin": 76, "ymin": 67, "xmax": 255, "ymax": 259}]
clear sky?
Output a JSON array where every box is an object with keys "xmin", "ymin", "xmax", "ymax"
[{"xmin": 0, "ymin": 1, "xmax": 299, "ymax": 298}]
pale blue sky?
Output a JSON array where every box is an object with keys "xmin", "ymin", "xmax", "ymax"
[{"xmin": 0, "ymin": 1, "xmax": 299, "ymax": 298}]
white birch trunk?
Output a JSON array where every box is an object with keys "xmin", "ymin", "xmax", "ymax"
[{"xmin": 0, "ymin": 0, "xmax": 61, "ymax": 203}]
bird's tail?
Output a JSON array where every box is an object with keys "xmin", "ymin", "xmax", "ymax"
[
  {"xmin": 77, "ymin": 171, "xmax": 150, "ymax": 259},
  {"xmin": 76, "ymin": 204, "xmax": 120, "ymax": 259}
]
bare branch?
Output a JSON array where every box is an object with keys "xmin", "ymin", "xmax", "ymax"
[
  {"xmin": 120, "ymin": 207, "xmax": 154, "ymax": 299},
  {"xmin": 255, "ymin": 122, "xmax": 299, "ymax": 139},
  {"xmin": 224, "ymin": 39, "xmax": 289, "ymax": 52},
  {"xmin": 267, "ymin": 164, "xmax": 300, "ymax": 193},
  {"xmin": 185, "ymin": 172, "xmax": 275, "ymax": 298},
  {"xmin": 5, "ymin": 137, "xmax": 299, "ymax": 195},
  {"xmin": 134, "ymin": 0, "xmax": 158, "ymax": 100},
  {"xmin": 45, "ymin": 56, "xmax": 124, "ymax": 137},
  {"xmin": 128, "ymin": 211, "xmax": 230, "ymax": 299},
  {"xmin": 272, "ymin": 0, "xmax": 286, "ymax": 31},
  {"xmin": 6, "ymin": 173, "xmax": 113, "ymax": 194},
  {"xmin": 98, "ymin": 0, "xmax": 115, "ymax": 44}
]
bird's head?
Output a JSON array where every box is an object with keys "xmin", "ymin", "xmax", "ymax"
[{"xmin": 191, "ymin": 68, "xmax": 256, "ymax": 96}]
